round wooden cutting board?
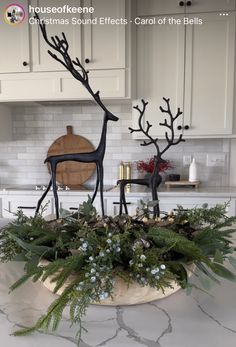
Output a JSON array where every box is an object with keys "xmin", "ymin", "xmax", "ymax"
[{"xmin": 47, "ymin": 126, "xmax": 96, "ymax": 187}]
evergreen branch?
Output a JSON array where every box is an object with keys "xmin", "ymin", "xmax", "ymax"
[
  {"xmin": 0, "ymin": 199, "xmax": 235, "ymax": 346},
  {"xmin": 10, "ymin": 266, "xmax": 43, "ymax": 292},
  {"xmin": 50, "ymin": 256, "xmax": 85, "ymax": 293},
  {"xmin": 195, "ymin": 262, "xmax": 221, "ymax": 284},
  {"xmin": 13, "ymin": 278, "xmax": 79, "ymax": 336},
  {"xmin": 8, "ymin": 233, "xmax": 51, "ymax": 256},
  {"xmin": 211, "ymin": 262, "xmax": 236, "ymax": 282},
  {"xmin": 148, "ymin": 227, "xmax": 211, "ymax": 265},
  {"xmin": 9, "ymin": 273, "xmax": 35, "ymax": 292}
]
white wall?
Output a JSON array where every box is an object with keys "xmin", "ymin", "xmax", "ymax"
[{"xmin": 0, "ymin": 102, "xmax": 231, "ymax": 187}]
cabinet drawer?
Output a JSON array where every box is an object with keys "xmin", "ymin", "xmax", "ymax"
[
  {"xmin": 0, "ymin": 70, "xmax": 126, "ymax": 102},
  {"xmin": 2, "ymin": 197, "xmax": 52, "ymax": 218},
  {"xmin": 159, "ymin": 197, "xmax": 231, "ymax": 215},
  {"xmin": 59, "ymin": 196, "xmax": 104, "ymax": 216},
  {"xmin": 106, "ymin": 198, "xmax": 143, "ymax": 216},
  {"xmin": 60, "ymin": 70, "xmax": 126, "ymax": 99}
]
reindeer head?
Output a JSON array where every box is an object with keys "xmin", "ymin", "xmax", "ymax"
[
  {"xmin": 35, "ymin": 13, "xmax": 119, "ymax": 123},
  {"xmin": 106, "ymin": 111, "xmax": 119, "ymax": 122}
]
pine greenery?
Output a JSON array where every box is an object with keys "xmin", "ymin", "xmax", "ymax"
[{"xmin": 0, "ymin": 200, "xmax": 236, "ymax": 346}]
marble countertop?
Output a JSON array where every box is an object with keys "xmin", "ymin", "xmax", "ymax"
[
  {"xmin": 1, "ymin": 185, "xmax": 236, "ymax": 198},
  {"xmin": 1, "ymin": 261, "xmax": 236, "ymax": 347}
]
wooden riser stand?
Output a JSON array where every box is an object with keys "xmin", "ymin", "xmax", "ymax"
[{"xmin": 165, "ymin": 180, "xmax": 201, "ymax": 189}]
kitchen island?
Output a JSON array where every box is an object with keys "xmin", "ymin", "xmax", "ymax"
[
  {"xmin": 1, "ymin": 185, "xmax": 236, "ymax": 218},
  {"xmin": 0, "ymin": 261, "xmax": 236, "ymax": 347}
]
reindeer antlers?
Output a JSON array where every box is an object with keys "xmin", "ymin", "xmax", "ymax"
[
  {"xmin": 129, "ymin": 99, "xmax": 160, "ymax": 156},
  {"xmin": 34, "ymin": 13, "xmax": 116, "ymax": 119},
  {"xmin": 129, "ymin": 98, "xmax": 185, "ymax": 159},
  {"xmin": 159, "ymin": 97, "xmax": 185, "ymax": 156}
]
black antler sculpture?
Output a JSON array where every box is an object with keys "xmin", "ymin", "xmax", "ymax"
[
  {"xmin": 117, "ymin": 97, "xmax": 185, "ymax": 217},
  {"xmin": 34, "ymin": 14, "xmax": 118, "ymax": 218}
]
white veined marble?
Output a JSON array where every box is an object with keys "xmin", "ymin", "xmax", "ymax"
[{"xmin": 0, "ymin": 261, "xmax": 236, "ymax": 347}]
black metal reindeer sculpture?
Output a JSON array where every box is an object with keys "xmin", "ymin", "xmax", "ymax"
[
  {"xmin": 117, "ymin": 98, "xmax": 185, "ymax": 217},
  {"xmin": 34, "ymin": 14, "xmax": 118, "ymax": 218}
]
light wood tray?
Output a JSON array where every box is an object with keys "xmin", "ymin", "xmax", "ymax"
[{"xmin": 39, "ymin": 259, "xmax": 194, "ymax": 305}]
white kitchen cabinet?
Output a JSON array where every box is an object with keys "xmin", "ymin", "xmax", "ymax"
[
  {"xmin": 0, "ymin": 0, "xmax": 129, "ymax": 101},
  {"xmin": 133, "ymin": 11, "xmax": 235, "ymax": 138},
  {"xmin": 184, "ymin": 0, "xmax": 235, "ymax": 13},
  {"xmin": 31, "ymin": 0, "xmax": 82, "ymax": 72},
  {"xmin": 228, "ymin": 198, "xmax": 236, "ymax": 216},
  {"xmin": 1, "ymin": 190, "xmax": 236, "ymax": 218},
  {"xmin": 31, "ymin": 0, "xmax": 125, "ymax": 72},
  {"xmin": 83, "ymin": 0, "xmax": 126, "ymax": 69},
  {"xmin": 59, "ymin": 195, "xmax": 104, "ymax": 216},
  {"xmin": 105, "ymin": 194, "xmax": 236, "ymax": 217},
  {"xmin": 106, "ymin": 196, "xmax": 147, "ymax": 216},
  {"xmin": 133, "ymin": 14, "xmax": 185, "ymax": 138},
  {"xmin": 184, "ymin": 12, "xmax": 235, "ymax": 136},
  {"xmin": 136, "ymin": 0, "xmax": 235, "ymax": 16},
  {"xmin": 0, "ymin": 70, "xmax": 125, "ymax": 101},
  {"xmin": 1, "ymin": 196, "xmax": 52, "ymax": 218},
  {"xmin": 137, "ymin": 0, "xmax": 185, "ymax": 16},
  {"xmin": 159, "ymin": 197, "xmax": 232, "ymax": 215},
  {"xmin": 0, "ymin": 0, "xmax": 30, "ymax": 73}
]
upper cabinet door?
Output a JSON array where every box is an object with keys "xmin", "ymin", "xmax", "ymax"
[
  {"xmin": 184, "ymin": 12, "xmax": 235, "ymax": 135},
  {"xmin": 136, "ymin": 0, "xmax": 185, "ymax": 16},
  {"xmin": 31, "ymin": 0, "xmax": 82, "ymax": 72},
  {"xmin": 137, "ymin": 0, "xmax": 235, "ymax": 16},
  {"xmin": 133, "ymin": 15, "xmax": 185, "ymax": 138},
  {"xmin": 185, "ymin": 0, "xmax": 235, "ymax": 13},
  {"xmin": 0, "ymin": 0, "xmax": 30, "ymax": 73},
  {"xmin": 83, "ymin": 0, "xmax": 126, "ymax": 69}
]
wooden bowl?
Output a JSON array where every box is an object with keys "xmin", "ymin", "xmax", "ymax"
[{"xmin": 39, "ymin": 259, "xmax": 193, "ymax": 305}]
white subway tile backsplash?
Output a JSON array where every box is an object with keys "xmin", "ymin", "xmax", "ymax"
[
  {"xmin": 25, "ymin": 159, "xmax": 46, "ymax": 166},
  {"xmin": 26, "ymin": 147, "xmax": 48, "ymax": 153},
  {"xmin": 13, "ymin": 121, "xmax": 25, "ymax": 127},
  {"xmin": 72, "ymin": 114, "xmax": 93, "ymax": 121},
  {"xmin": 122, "ymin": 146, "xmax": 141, "ymax": 153},
  {"xmin": 112, "ymin": 153, "xmax": 134, "ymax": 160},
  {"xmin": 106, "ymin": 146, "xmax": 122, "ymax": 153},
  {"xmin": 81, "ymin": 105, "xmax": 103, "ymax": 114},
  {"xmin": 0, "ymin": 103, "xmax": 230, "ymax": 187},
  {"xmin": 0, "ymin": 153, "xmax": 18, "ymax": 160},
  {"xmin": 107, "ymin": 133, "xmax": 123, "ymax": 140},
  {"xmin": 120, "ymin": 104, "xmax": 132, "ymax": 113},
  {"xmin": 18, "ymin": 153, "xmax": 45, "ymax": 160}
]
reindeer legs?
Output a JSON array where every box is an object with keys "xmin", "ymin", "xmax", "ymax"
[
  {"xmin": 122, "ymin": 183, "xmax": 129, "ymax": 215},
  {"xmin": 97, "ymin": 162, "xmax": 105, "ymax": 217},
  {"xmin": 118, "ymin": 181, "xmax": 129, "ymax": 215},
  {"xmin": 91, "ymin": 164, "xmax": 99, "ymax": 204},
  {"xmin": 35, "ymin": 179, "xmax": 52, "ymax": 217},
  {"xmin": 51, "ymin": 162, "xmax": 59, "ymax": 219},
  {"xmin": 119, "ymin": 182, "xmax": 124, "ymax": 215},
  {"xmin": 151, "ymin": 185, "xmax": 160, "ymax": 218}
]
